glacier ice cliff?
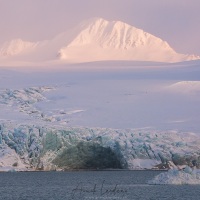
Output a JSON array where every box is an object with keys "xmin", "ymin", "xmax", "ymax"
[{"xmin": 0, "ymin": 123, "xmax": 200, "ymax": 171}]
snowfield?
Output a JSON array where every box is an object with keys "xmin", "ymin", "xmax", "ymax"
[
  {"xmin": 0, "ymin": 61, "xmax": 200, "ymax": 171},
  {"xmin": 167, "ymin": 81, "xmax": 200, "ymax": 94}
]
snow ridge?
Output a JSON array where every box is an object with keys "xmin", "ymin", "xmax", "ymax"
[
  {"xmin": 67, "ymin": 18, "xmax": 173, "ymax": 50},
  {"xmin": 0, "ymin": 39, "xmax": 37, "ymax": 57},
  {"xmin": 167, "ymin": 81, "xmax": 200, "ymax": 94}
]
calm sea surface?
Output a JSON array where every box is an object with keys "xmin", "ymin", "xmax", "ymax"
[{"xmin": 0, "ymin": 171, "xmax": 199, "ymax": 200}]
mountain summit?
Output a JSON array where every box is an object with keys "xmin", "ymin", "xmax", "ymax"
[
  {"xmin": 0, "ymin": 18, "xmax": 199, "ymax": 65},
  {"xmin": 58, "ymin": 18, "xmax": 199, "ymax": 63}
]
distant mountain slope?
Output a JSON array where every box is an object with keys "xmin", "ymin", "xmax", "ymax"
[
  {"xmin": 0, "ymin": 39, "xmax": 37, "ymax": 57},
  {"xmin": 0, "ymin": 18, "xmax": 199, "ymax": 65}
]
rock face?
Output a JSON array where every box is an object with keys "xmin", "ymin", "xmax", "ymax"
[{"xmin": 0, "ymin": 123, "xmax": 200, "ymax": 171}]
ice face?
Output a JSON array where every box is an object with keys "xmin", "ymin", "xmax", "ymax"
[{"xmin": 0, "ymin": 122, "xmax": 200, "ymax": 171}]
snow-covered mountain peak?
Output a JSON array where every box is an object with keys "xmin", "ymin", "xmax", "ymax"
[
  {"xmin": 57, "ymin": 18, "xmax": 184, "ymax": 62},
  {"xmin": 67, "ymin": 17, "xmax": 169, "ymax": 50},
  {"xmin": 0, "ymin": 18, "xmax": 200, "ymax": 64},
  {"xmin": 0, "ymin": 39, "xmax": 37, "ymax": 57},
  {"xmin": 80, "ymin": 17, "xmax": 109, "ymax": 28}
]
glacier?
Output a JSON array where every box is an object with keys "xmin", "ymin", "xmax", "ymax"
[
  {"xmin": 1, "ymin": 122, "xmax": 200, "ymax": 171},
  {"xmin": 0, "ymin": 62, "xmax": 200, "ymax": 172}
]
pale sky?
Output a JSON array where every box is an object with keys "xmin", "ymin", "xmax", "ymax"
[{"xmin": 0, "ymin": 0, "xmax": 200, "ymax": 55}]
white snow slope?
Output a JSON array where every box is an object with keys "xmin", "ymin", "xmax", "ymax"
[
  {"xmin": 0, "ymin": 18, "xmax": 199, "ymax": 65},
  {"xmin": 0, "ymin": 39, "xmax": 37, "ymax": 57}
]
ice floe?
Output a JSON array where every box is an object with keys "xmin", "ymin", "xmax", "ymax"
[{"xmin": 148, "ymin": 166, "xmax": 200, "ymax": 185}]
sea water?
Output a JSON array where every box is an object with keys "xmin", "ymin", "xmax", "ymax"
[{"xmin": 0, "ymin": 171, "xmax": 200, "ymax": 200}]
